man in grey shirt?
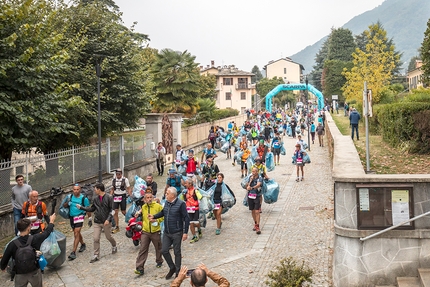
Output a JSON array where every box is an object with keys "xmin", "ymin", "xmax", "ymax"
[{"xmin": 12, "ymin": 174, "xmax": 31, "ymax": 235}]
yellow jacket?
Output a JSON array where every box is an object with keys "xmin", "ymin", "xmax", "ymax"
[{"xmin": 141, "ymin": 201, "xmax": 164, "ymax": 233}]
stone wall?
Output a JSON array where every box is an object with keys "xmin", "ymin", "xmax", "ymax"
[{"xmin": 325, "ymin": 112, "xmax": 430, "ymax": 286}]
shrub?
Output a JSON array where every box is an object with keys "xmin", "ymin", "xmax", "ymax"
[{"xmin": 265, "ymin": 257, "xmax": 313, "ymax": 287}]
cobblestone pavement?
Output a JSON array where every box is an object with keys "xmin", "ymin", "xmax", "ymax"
[{"xmin": 1, "ymin": 132, "xmax": 334, "ymax": 287}]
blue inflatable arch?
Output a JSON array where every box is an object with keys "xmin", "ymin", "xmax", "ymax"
[{"xmin": 265, "ymin": 83, "xmax": 324, "ymax": 112}]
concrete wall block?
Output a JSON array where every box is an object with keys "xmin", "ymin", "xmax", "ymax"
[
  {"xmin": 400, "ymin": 261, "xmax": 420, "ymax": 276},
  {"xmin": 333, "ymin": 263, "xmax": 354, "ymax": 285},
  {"xmin": 394, "ymin": 245, "xmax": 420, "ymax": 262},
  {"xmin": 346, "ymin": 237, "xmax": 365, "ymax": 257},
  {"xmin": 344, "ymin": 252, "xmax": 368, "ymax": 273},
  {"xmin": 363, "ymin": 238, "xmax": 382, "ymax": 255},
  {"xmin": 385, "ymin": 262, "xmax": 405, "ymax": 278},
  {"xmin": 399, "ymin": 238, "xmax": 420, "ymax": 249},
  {"xmin": 362, "ymin": 251, "xmax": 390, "ymax": 273},
  {"xmin": 381, "ymin": 238, "xmax": 400, "ymax": 262}
]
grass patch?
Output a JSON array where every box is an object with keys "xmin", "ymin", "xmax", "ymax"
[{"xmin": 331, "ymin": 112, "xmax": 430, "ymax": 174}]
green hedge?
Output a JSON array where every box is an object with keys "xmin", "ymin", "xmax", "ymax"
[{"xmin": 375, "ymin": 102, "xmax": 430, "ymax": 153}]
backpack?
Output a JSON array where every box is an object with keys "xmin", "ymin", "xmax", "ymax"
[
  {"xmin": 112, "ymin": 178, "xmax": 126, "ymax": 192},
  {"xmin": 209, "ymin": 131, "xmax": 216, "ymax": 140},
  {"xmin": 59, "ymin": 194, "xmax": 87, "ymax": 219},
  {"xmin": 168, "ymin": 176, "xmax": 182, "ymax": 188},
  {"xmin": 13, "ymin": 236, "xmax": 38, "ymax": 274},
  {"xmin": 24, "ymin": 201, "xmax": 43, "ymax": 219}
]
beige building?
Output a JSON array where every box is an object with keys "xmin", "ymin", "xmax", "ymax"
[
  {"xmin": 263, "ymin": 57, "xmax": 304, "ymax": 83},
  {"xmin": 407, "ymin": 60, "xmax": 425, "ymax": 90},
  {"xmin": 200, "ymin": 61, "xmax": 254, "ymax": 114}
]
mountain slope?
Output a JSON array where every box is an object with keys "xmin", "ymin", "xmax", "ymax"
[{"xmin": 290, "ymin": 0, "xmax": 430, "ymax": 73}]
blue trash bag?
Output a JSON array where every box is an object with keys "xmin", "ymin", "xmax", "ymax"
[
  {"xmin": 242, "ymin": 194, "xmax": 249, "ymax": 207},
  {"xmin": 199, "ymin": 213, "xmax": 207, "ymax": 228},
  {"xmin": 132, "ymin": 175, "xmax": 146, "ymax": 200},
  {"xmin": 265, "ymin": 152, "xmax": 275, "ymax": 172},
  {"xmin": 221, "ymin": 183, "xmax": 235, "ymax": 208},
  {"xmin": 280, "ymin": 145, "xmax": 286, "ymax": 156},
  {"xmin": 234, "ymin": 150, "xmax": 243, "ymax": 163},
  {"xmin": 246, "ymin": 157, "xmax": 254, "ymax": 175},
  {"xmin": 177, "ymin": 165, "xmax": 186, "ymax": 175},
  {"xmin": 40, "ymin": 231, "xmax": 61, "ymax": 265},
  {"xmin": 278, "ymin": 126, "xmax": 284, "ymax": 133},
  {"xmin": 125, "ymin": 202, "xmax": 140, "ymax": 223},
  {"xmin": 303, "ymin": 153, "xmax": 311, "ymax": 164},
  {"xmin": 199, "ymin": 188, "xmax": 214, "ymax": 212},
  {"xmin": 292, "ymin": 155, "xmax": 297, "ymax": 164},
  {"xmin": 262, "ymin": 179, "xmax": 280, "ymax": 204},
  {"xmin": 303, "ymin": 142, "xmax": 309, "ymax": 150},
  {"xmin": 241, "ymin": 174, "xmax": 252, "ymax": 189},
  {"xmin": 220, "ymin": 141, "xmax": 230, "ymax": 153},
  {"xmin": 250, "ymin": 146, "xmax": 258, "ymax": 160},
  {"xmin": 287, "ymin": 125, "xmax": 292, "ymax": 136}
]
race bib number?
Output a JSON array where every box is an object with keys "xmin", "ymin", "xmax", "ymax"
[
  {"xmin": 248, "ymin": 193, "xmax": 257, "ymax": 199},
  {"xmin": 73, "ymin": 215, "xmax": 85, "ymax": 224},
  {"xmin": 297, "ymin": 158, "xmax": 303, "ymax": 163},
  {"xmin": 114, "ymin": 196, "xmax": 123, "ymax": 203},
  {"xmin": 214, "ymin": 203, "xmax": 221, "ymax": 210},
  {"xmin": 186, "ymin": 206, "xmax": 196, "ymax": 213},
  {"xmin": 30, "ymin": 221, "xmax": 40, "ymax": 230},
  {"xmin": 175, "ymin": 159, "xmax": 181, "ymax": 164}
]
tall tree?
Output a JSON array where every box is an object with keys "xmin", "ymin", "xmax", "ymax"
[
  {"xmin": 0, "ymin": 0, "xmax": 80, "ymax": 161},
  {"xmin": 150, "ymin": 49, "xmax": 201, "ymax": 116},
  {"xmin": 322, "ymin": 28, "xmax": 355, "ymax": 102},
  {"xmin": 342, "ymin": 23, "xmax": 400, "ymax": 104},
  {"xmin": 421, "ymin": 19, "xmax": 430, "ymax": 86},
  {"xmin": 251, "ymin": 65, "xmax": 263, "ymax": 83},
  {"xmin": 310, "ymin": 38, "xmax": 329, "ymax": 91}
]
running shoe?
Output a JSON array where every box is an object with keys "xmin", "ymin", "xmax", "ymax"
[
  {"xmin": 78, "ymin": 243, "xmax": 86, "ymax": 253},
  {"xmin": 112, "ymin": 226, "xmax": 120, "ymax": 234},
  {"xmin": 190, "ymin": 235, "xmax": 199, "ymax": 243},
  {"xmin": 215, "ymin": 229, "xmax": 221, "ymax": 235},
  {"xmin": 156, "ymin": 262, "xmax": 162, "ymax": 268},
  {"xmin": 90, "ymin": 256, "xmax": 99, "ymax": 263},
  {"xmin": 134, "ymin": 268, "xmax": 144, "ymax": 275},
  {"xmin": 68, "ymin": 251, "xmax": 76, "ymax": 260},
  {"xmin": 198, "ymin": 229, "xmax": 203, "ymax": 238},
  {"xmin": 255, "ymin": 224, "xmax": 261, "ymax": 234},
  {"xmin": 112, "ymin": 246, "xmax": 117, "ymax": 254}
]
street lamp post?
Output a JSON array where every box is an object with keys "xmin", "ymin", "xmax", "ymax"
[
  {"xmin": 305, "ymin": 76, "xmax": 311, "ymax": 151},
  {"xmin": 95, "ymin": 57, "xmax": 103, "ymax": 183}
]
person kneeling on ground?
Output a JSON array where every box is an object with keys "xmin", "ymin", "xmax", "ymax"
[{"xmin": 171, "ymin": 263, "xmax": 230, "ymax": 287}]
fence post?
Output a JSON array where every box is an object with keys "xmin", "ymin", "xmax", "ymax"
[
  {"xmin": 120, "ymin": 135, "xmax": 124, "ymax": 171},
  {"xmin": 106, "ymin": 137, "xmax": 111, "ymax": 173},
  {"xmin": 72, "ymin": 146, "xmax": 75, "ymax": 183}
]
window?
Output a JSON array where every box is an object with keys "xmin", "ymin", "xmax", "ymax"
[
  {"xmin": 225, "ymin": 92, "xmax": 231, "ymax": 100},
  {"xmin": 284, "ymin": 68, "xmax": 287, "ymax": 74},
  {"xmin": 241, "ymin": 92, "xmax": 246, "ymax": 100},
  {"xmin": 223, "ymin": 78, "xmax": 233, "ymax": 85},
  {"xmin": 356, "ymin": 184, "xmax": 414, "ymax": 230}
]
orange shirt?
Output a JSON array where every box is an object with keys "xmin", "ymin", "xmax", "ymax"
[
  {"xmin": 242, "ymin": 149, "xmax": 251, "ymax": 161},
  {"xmin": 185, "ymin": 189, "xmax": 199, "ymax": 209},
  {"xmin": 22, "ymin": 201, "xmax": 48, "ymax": 231}
]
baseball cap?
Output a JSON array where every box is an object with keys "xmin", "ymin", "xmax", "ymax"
[
  {"xmin": 115, "ymin": 169, "xmax": 122, "ymax": 173},
  {"xmin": 169, "ymin": 169, "xmax": 176, "ymax": 174}
]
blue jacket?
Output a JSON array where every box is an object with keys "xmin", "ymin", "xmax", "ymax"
[
  {"xmin": 154, "ymin": 198, "xmax": 189, "ymax": 235},
  {"xmin": 349, "ymin": 111, "xmax": 361, "ymax": 125}
]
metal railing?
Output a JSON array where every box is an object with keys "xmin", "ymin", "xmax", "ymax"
[
  {"xmin": 0, "ymin": 132, "xmax": 151, "ymax": 207},
  {"xmin": 360, "ymin": 210, "xmax": 430, "ymax": 241}
]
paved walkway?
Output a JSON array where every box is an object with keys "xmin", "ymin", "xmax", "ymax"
[{"xmin": 1, "ymin": 132, "xmax": 334, "ymax": 287}]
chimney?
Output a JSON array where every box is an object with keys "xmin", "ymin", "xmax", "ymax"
[
  {"xmin": 207, "ymin": 65, "xmax": 210, "ymax": 68},
  {"xmin": 200, "ymin": 65, "xmax": 203, "ymax": 70},
  {"xmin": 211, "ymin": 60, "xmax": 214, "ymax": 67}
]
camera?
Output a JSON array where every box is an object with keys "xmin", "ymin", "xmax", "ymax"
[
  {"xmin": 186, "ymin": 269, "xmax": 195, "ymax": 276},
  {"xmin": 50, "ymin": 187, "xmax": 64, "ymax": 197}
]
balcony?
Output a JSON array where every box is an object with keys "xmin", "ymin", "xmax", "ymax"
[{"xmin": 235, "ymin": 83, "xmax": 250, "ymax": 90}]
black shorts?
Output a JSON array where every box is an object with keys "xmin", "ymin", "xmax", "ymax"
[
  {"xmin": 241, "ymin": 160, "xmax": 247, "ymax": 170},
  {"xmin": 248, "ymin": 194, "xmax": 262, "ymax": 210},
  {"xmin": 188, "ymin": 210, "xmax": 200, "ymax": 223},
  {"xmin": 70, "ymin": 216, "xmax": 84, "ymax": 229},
  {"xmin": 113, "ymin": 194, "xmax": 127, "ymax": 211},
  {"xmin": 273, "ymin": 148, "xmax": 281, "ymax": 156}
]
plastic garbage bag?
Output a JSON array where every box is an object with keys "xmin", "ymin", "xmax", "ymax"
[
  {"xmin": 40, "ymin": 231, "xmax": 61, "ymax": 263},
  {"xmin": 241, "ymin": 174, "xmax": 252, "ymax": 189},
  {"xmin": 234, "ymin": 150, "xmax": 243, "ymax": 163},
  {"xmin": 221, "ymin": 184, "xmax": 235, "ymax": 208},
  {"xmin": 132, "ymin": 175, "xmax": 146, "ymax": 200},
  {"xmin": 125, "ymin": 202, "xmax": 140, "ymax": 223},
  {"xmin": 177, "ymin": 165, "xmax": 186, "ymax": 175},
  {"xmin": 246, "ymin": 157, "xmax": 254, "ymax": 174},
  {"xmin": 265, "ymin": 152, "xmax": 275, "ymax": 172},
  {"xmin": 251, "ymin": 146, "xmax": 258, "ymax": 160},
  {"xmin": 280, "ymin": 145, "xmax": 286, "ymax": 156},
  {"xmin": 287, "ymin": 125, "xmax": 292, "ymax": 136},
  {"xmin": 262, "ymin": 179, "xmax": 280, "ymax": 204},
  {"xmin": 220, "ymin": 141, "xmax": 230, "ymax": 153},
  {"xmin": 199, "ymin": 213, "xmax": 207, "ymax": 228},
  {"xmin": 242, "ymin": 194, "xmax": 249, "ymax": 207},
  {"xmin": 303, "ymin": 153, "xmax": 311, "ymax": 164}
]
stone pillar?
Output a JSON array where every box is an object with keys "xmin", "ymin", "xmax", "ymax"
[
  {"xmin": 144, "ymin": 114, "xmax": 163, "ymax": 159},
  {"xmin": 167, "ymin": 113, "xmax": 183, "ymax": 149}
]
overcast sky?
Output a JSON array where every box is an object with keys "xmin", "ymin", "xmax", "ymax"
[{"xmin": 115, "ymin": 0, "xmax": 385, "ymax": 72}]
